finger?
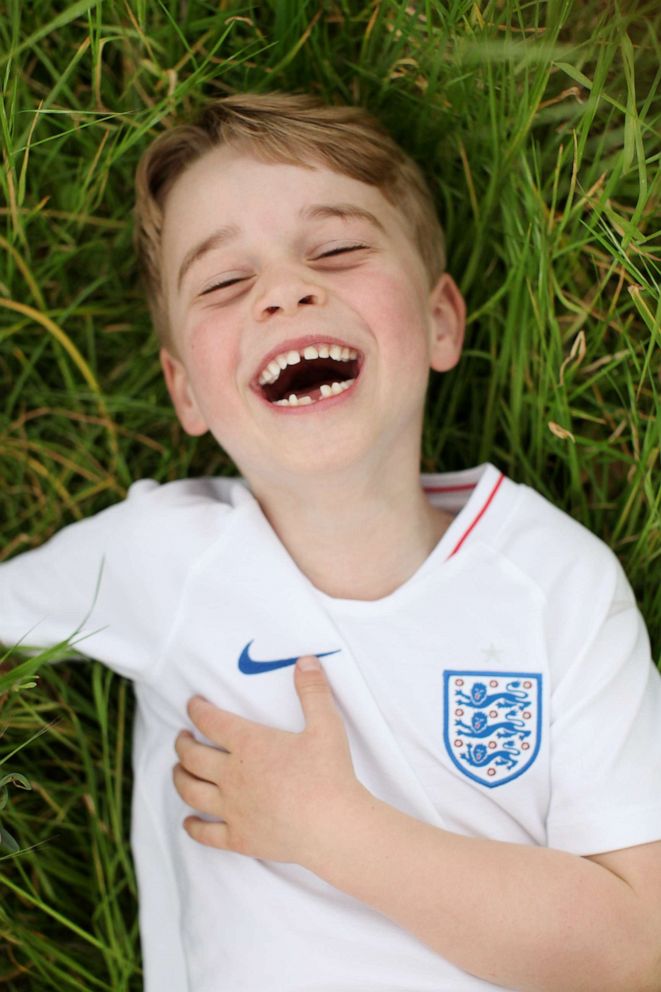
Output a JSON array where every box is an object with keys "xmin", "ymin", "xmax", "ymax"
[
  {"xmin": 184, "ymin": 815, "xmax": 231, "ymax": 850},
  {"xmin": 187, "ymin": 696, "xmax": 260, "ymax": 746},
  {"xmin": 173, "ymin": 764, "xmax": 225, "ymax": 818},
  {"xmin": 175, "ymin": 731, "xmax": 229, "ymax": 781},
  {"xmin": 294, "ymin": 656, "xmax": 339, "ymax": 728}
]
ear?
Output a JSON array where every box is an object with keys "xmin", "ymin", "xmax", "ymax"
[
  {"xmin": 160, "ymin": 348, "xmax": 209, "ymax": 436},
  {"xmin": 427, "ymin": 273, "xmax": 466, "ymax": 373}
]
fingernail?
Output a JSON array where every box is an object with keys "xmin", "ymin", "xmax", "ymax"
[{"xmin": 298, "ymin": 655, "xmax": 320, "ymax": 671}]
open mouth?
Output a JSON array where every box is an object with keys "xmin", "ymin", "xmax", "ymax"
[{"xmin": 256, "ymin": 343, "xmax": 361, "ymax": 407}]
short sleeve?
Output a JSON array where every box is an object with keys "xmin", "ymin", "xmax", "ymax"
[
  {"xmin": 546, "ymin": 553, "xmax": 661, "ymax": 855},
  {"xmin": 0, "ymin": 481, "xmax": 169, "ymax": 680}
]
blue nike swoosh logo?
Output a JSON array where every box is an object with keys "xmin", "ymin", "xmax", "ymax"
[{"xmin": 238, "ymin": 640, "xmax": 340, "ymax": 675}]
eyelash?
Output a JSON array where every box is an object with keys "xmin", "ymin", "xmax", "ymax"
[
  {"xmin": 200, "ymin": 244, "xmax": 368, "ymax": 295},
  {"xmin": 317, "ymin": 243, "xmax": 369, "ymax": 258}
]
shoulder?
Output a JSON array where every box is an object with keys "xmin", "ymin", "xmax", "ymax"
[
  {"xmin": 15, "ymin": 474, "xmax": 251, "ymax": 577},
  {"xmin": 493, "ymin": 479, "xmax": 629, "ymax": 606},
  {"xmin": 124, "ymin": 474, "xmax": 248, "ymax": 513},
  {"xmin": 435, "ymin": 464, "xmax": 624, "ymax": 602},
  {"xmin": 109, "ymin": 474, "xmax": 251, "ymax": 561},
  {"xmin": 427, "ymin": 463, "xmax": 628, "ymax": 611},
  {"xmin": 486, "ymin": 476, "xmax": 641, "ymax": 679}
]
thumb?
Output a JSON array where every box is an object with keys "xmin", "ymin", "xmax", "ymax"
[{"xmin": 294, "ymin": 656, "xmax": 337, "ymax": 728}]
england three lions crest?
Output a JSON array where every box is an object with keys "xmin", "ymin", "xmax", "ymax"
[{"xmin": 443, "ymin": 671, "xmax": 543, "ymax": 788}]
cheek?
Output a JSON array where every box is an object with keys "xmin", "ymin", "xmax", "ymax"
[
  {"xmin": 178, "ymin": 316, "xmax": 244, "ymax": 425},
  {"xmin": 362, "ymin": 272, "xmax": 431, "ymax": 365},
  {"xmin": 184, "ymin": 315, "xmax": 240, "ymax": 379}
]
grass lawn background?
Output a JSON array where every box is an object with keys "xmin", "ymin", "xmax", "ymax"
[{"xmin": 0, "ymin": 0, "xmax": 659, "ymax": 987}]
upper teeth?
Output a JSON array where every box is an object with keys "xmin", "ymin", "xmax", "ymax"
[{"xmin": 258, "ymin": 344, "xmax": 358, "ymax": 386}]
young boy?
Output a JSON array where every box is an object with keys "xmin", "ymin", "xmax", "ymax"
[{"xmin": 2, "ymin": 92, "xmax": 661, "ymax": 992}]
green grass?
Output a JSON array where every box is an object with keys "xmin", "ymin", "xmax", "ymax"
[{"xmin": 1, "ymin": 0, "xmax": 659, "ymax": 987}]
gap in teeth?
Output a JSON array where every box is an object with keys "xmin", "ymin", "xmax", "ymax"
[
  {"xmin": 258, "ymin": 345, "xmax": 358, "ymax": 385},
  {"xmin": 273, "ymin": 379, "xmax": 355, "ymax": 406}
]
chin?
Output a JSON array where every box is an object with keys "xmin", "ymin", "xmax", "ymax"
[{"xmin": 242, "ymin": 438, "xmax": 371, "ymax": 489}]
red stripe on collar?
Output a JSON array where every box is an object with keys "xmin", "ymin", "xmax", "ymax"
[{"xmin": 448, "ymin": 473, "xmax": 505, "ymax": 558}]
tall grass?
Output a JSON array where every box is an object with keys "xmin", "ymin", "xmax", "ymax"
[{"xmin": 1, "ymin": 1, "xmax": 659, "ymax": 987}]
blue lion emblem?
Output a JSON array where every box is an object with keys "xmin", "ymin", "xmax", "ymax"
[
  {"xmin": 454, "ymin": 681, "xmax": 529, "ymax": 716},
  {"xmin": 443, "ymin": 670, "xmax": 542, "ymax": 788},
  {"xmin": 454, "ymin": 711, "xmax": 531, "ymax": 741},
  {"xmin": 461, "ymin": 741, "xmax": 520, "ymax": 771}
]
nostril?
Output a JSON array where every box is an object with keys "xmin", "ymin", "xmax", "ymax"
[{"xmin": 299, "ymin": 295, "xmax": 315, "ymax": 305}]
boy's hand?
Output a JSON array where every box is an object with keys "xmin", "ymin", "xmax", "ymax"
[{"xmin": 173, "ymin": 656, "xmax": 369, "ymax": 865}]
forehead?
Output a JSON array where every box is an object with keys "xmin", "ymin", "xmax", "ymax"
[{"xmin": 160, "ymin": 146, "xmax": 406, "ymax": 273}]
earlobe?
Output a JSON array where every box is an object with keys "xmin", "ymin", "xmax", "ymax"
[
  {"xmin": 428, "ymin": 273, "xmax": 466, "ymax": 373},
  {"xmin": 160, "ymin": 348, "xmax": 209, "ymax": 436}
]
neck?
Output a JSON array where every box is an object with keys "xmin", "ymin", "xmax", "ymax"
[{"xmin": 248, "ymin": 456, "xmax": 453, "ymax": 601}]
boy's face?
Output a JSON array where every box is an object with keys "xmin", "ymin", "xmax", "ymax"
[{"xmin": 159, "ymin": 145, "xmax": 464, "ymax": 487}]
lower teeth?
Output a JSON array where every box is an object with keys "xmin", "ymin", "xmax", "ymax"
[{"xmin": 273, "ymin": 379, "xmax": 355, "ymax": 407}]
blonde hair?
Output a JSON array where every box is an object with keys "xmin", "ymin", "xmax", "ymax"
[{"xmin": 133, "ymin": 92, "xmax": 446, "ymax": 344}]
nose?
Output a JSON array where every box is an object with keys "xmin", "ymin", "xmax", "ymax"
[{"xmin": 252, "ymin": 266, "xmax": 327, "ymax": 322}]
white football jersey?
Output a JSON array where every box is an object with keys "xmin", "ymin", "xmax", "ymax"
[{"xmin": 1, "ymin": 463, "xmax": 660, "ymax": 991}]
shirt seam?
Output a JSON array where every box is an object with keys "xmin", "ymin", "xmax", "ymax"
[
  {"xmin": 479, "ymin": 485, "xmax": 622, "ymax": 697},
  {"xmin": 139, "ymin": 502, "xmax": 251, "ymax": 687}
]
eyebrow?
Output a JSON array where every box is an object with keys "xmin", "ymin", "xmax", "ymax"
[
  {"xmin": 176, "ymin": 224, "xmax": 241, "ymax": 293},
  {"xmin": 299, "ymin": 202, "xmax": 386, "ymax": 233},
  {"xmin": 176, "ymin": 202, "xmax": 386, "ymax": 293}
]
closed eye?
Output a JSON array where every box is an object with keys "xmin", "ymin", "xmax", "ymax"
[
  {"xmin": 316, "ymin": 244, "xmax": 369, "ymax": 259},
  {"xmin": 199, "ymin": 244, "xmax": 369, "ymax": 296},
  {"xmin": 200, "ymin": 276, "xmax": 251, "ymax": 296}
]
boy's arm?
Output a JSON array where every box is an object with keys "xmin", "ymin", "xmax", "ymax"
[
  {"xmin": 304, "ymin": 785, "xmax": 661, "ymax": 992},
  {"xmin": 176, "ymin": 658, "xmax": 661, "ymax": 992}
]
